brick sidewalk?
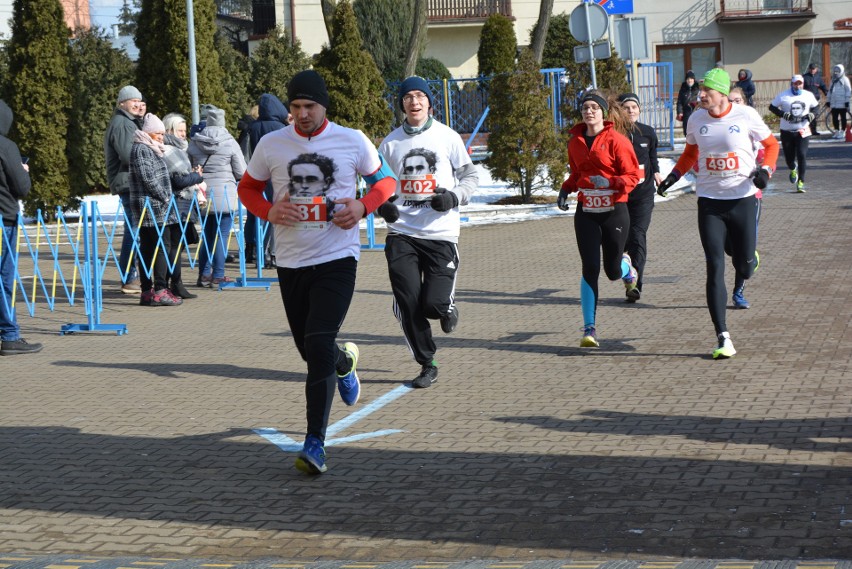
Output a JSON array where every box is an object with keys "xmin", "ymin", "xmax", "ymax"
[{"xmin": 1, "ymin": 142, "xmax": 851, "ymax": 562}]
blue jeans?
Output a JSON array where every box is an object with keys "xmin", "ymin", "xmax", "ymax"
[
  {"xmin": 118, "ymin": 193, "xmax": 139, "ymax": 282},
  {"xmin": 1, "ymin": 224, "xmax": 21, "ymax": 341},
  {"xmin": 199, "ymin": 212, "xmax": 233, "ymax": 279}
]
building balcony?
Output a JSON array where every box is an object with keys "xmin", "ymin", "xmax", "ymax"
[
  {"xmin": 716, "ymin": 0, "xmax": 816, "ymax": 24},
  {"xmin": 428, "ymin": 0, "xmax": 513, "ymax": 25}
]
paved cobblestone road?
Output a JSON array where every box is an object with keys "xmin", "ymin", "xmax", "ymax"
[{"xmin": 1, "ymin": 142, "xmax": 850, "ymax": 564}]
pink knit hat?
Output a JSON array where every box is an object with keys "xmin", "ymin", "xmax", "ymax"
[{"xmin": 142, "ymin": 113, "xmax": 165, "ymax": 134}]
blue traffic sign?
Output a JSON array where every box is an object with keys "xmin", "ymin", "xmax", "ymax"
[{"xmin": 596, "ymin": 0, "xmax": 634, "ymax": 15}]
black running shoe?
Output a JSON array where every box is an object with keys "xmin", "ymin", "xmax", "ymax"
[
  {"xmin": 412, "ymin": 365, "xmax": 438, "ymax": 388},
  {"xmin": 440, "ymin": 305, "xmax": 459, "ymax": 334}
]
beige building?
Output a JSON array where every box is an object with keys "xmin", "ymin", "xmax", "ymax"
[{"xmin": 258, "ymin": 0, "xmax": 850, "ymax": 82}]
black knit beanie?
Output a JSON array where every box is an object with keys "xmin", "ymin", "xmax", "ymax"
[{"xmin": 287, "ymin": 70, "xmax": 330, "ymax": 109}]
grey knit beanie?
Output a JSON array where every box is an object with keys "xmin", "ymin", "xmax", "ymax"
[
  {"xmin": 206, "ymin": 106, "xmax": 226, "ymax": 127},
  {"xmin": 117, "ymin": 85, "xmax": 143, "ymax": 104}
]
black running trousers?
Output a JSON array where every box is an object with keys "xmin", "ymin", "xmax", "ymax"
[
  {"xmin": 780, "ymin": 129, "xmax": 811, "ymax": 182},
  {"xmin": 385, "ymin": 233, "xmax": 458, "ymax": 366},
  {"xmin": 697, "ymin": 195, "xmax": 759, "ymax": 335},
  {"xmin": 277, "ymin": 256, "xmax": 357, "ymax": 441}
]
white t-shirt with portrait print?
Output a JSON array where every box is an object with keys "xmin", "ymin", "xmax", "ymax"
[
  {"xmin": 771, "ymin": 88, "xmax": 819, "ymax": 132},
  {"xmin": 378, "ymin": 120, "xmax": 472, "ymax": 243},
  {"xmin": 246, "ymin": 121, "xmax": 381, "ymax": 269}
]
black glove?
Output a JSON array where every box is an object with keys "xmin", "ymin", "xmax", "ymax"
[
  {"xmin": 376, "ymin": 194, "xmax": 399, "ymax": 223},
  {"xmin": 325, "ymin": 196, "xmax": 336, "ymax": 222},
  {"xmin": 846, "ymin": 102, "xmax": 849, "ymax": 110},
  {"xmin": 657, "ymin": 173, "xmax": 678, "ymax": 197},
  {"xmin": 806, "ymin": 112, "xmax": 815, "ymax": 123},
  {"xmin": 750, "ymin": 167, "xmax": 770, "ymax": 190},
  {"xmin": 557, "ymin": 189, "xmax": 571, "ymax": 211},
  {"xmin": 782, "ymin": 112, "xmax": 793, "ymax": 122},
  {"xmin": 430, "ymin": 188, "xmax": 458, "ymax": 212}
]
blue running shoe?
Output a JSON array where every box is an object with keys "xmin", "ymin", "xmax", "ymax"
[
  {"xmin": 295, "ymin": 434, "xmax": 327, "ymax": 474},
  {"xmin": 337, "ymin": 342, "xmax": 360, "ymax": 406},
  {"xmin": 732, "ymin": 285, "xmax": 750, "ymax": 309},
  {"xmin": 621, "ymin": 253, "xmax": 638, "ymax": 292}
]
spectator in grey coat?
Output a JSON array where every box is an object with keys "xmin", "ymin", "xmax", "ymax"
[{"xmin": 187, "ymin": 105, "xmax": 246, "ymax": 287}]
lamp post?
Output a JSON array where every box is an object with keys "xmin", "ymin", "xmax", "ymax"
[{"xmin": 186, "ymin": 0, "xmax": 200, "ymax": 124}]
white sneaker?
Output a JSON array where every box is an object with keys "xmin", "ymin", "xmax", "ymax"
[
  {"xmin": 713, "ymin": 332, "xmax": 736, "ymax": 359},
  {"xmin": 834, "ymin": 131, "xmax": 844, "ymax": 139}
]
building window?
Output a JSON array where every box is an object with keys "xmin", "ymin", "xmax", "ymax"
[
  {"xmin": 656, "ymin": 43, "xmax": 721, "ymax": 82},
  {"xmin": 796, "ymin": 39, "xmax": 852, "ymax": 76}
]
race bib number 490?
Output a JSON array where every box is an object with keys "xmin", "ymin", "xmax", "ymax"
[
  {"xmin": 705, "ymin": 152, "xmax": 739, "ymax": 177},
  {"xmin": 400, "ymin": 174, "xmax": 437, "ymax": 200},
  {"xmin": 581, "ymin": 189, "xmax": 615, "ymax": 213},
  {"xmin": 290, "ymin": 195, "xmax": 329, "ymax": 231}
]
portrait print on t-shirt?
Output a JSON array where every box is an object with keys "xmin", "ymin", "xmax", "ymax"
[
  {"xmin": 400, "ymin": 148, "xmax": 439, "ymax": 205},
  {"xmin": 287, "ymin": 152, "xmax": 337, "ymax": 230}
]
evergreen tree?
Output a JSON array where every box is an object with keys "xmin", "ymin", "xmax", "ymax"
[
  {"xmin": 477, "ymin": 13, "xmax": 516, "ymax": 77},
  {"xmin": 248, "ymin": 25, "xmax": 310, "ymax": 103},
  {"xmin": 117, "ymin": 0, "xmax": 141, "ymax": 37},
  {"xmin": 135, "ymin": 0, "xmax": 232, "ymax": 130},
  {"xmin": 541, "ymin": 13, "xmax": 630, "ymax": 127},
  {"xmin": 486, "ymin": 48, "xmax": 565, "ymax": 204},
  {"xmin": 353, "ymin": 0, "xmax": 416, "ymax": 82},
  {"xmin": 6, "ymin": 0, "xmax": 72, "ymax": 215},
  {"xmin": 314, "ymin": 0, "xmax": 391, "ymax": 140},
  {"xmin": 67, "ymin": 27, "xmax": 135, "ymax": 196},
  {"xmin": 0, "ymin": 41, "xmax": 10, "ymax": 101},
  {"xmin": 416, "ymin": 57, "xmax": 452, "ymax": 81},
  {"xmin": 215, "ymin": 30, "xmax": 253, "ymax": 120}
]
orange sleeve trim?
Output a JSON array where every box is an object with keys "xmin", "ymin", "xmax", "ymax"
[
  {"xmin": 759, "ymin": 135, "xmax": 780, "ymax": 172},
  {"xmin": 359, "ymin": 176, "xmax": 397, "ymax": 216},
  {"xmin": 673, "ymin": 143, "xmax": 700, "ymax": 176},
  {"xmin": 237, "ymin": 172, "xmax": 273, "ymax": 221}
]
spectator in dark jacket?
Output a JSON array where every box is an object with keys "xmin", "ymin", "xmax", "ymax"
[
  {"xmin": 676, "ymin": 70, "xmax": 700, "ymax": 135},
  {"xmin": 0, "ymin": 100, "xmax": 42, "ymax": 356},
  {"xmin": 104, "ymin": 85, "xmax": 144, "ymax": 294},
  {"xmin": 244, "ymin": 94, "xmax": 289, "ymax": 267},
  {"xmin": 735, "ymin": 69, "xmax": 756, "ymax": 107},
  {"xmin": 803, "ymin": 63, "xmax": 828, "ymax": 134}
]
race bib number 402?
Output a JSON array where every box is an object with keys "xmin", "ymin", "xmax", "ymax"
[
  {"xmin": 400, "ymin": 174, "xmax": 437, "ymax": 200},
  {"xmin": 290, "ymin": 195, "xmax": 329, "ymax": 231},
  {"xmin": 705, "ymin": 152, "xmax": 739, "ymax": 177},
  {"xmin": 581, "ymin": 189, "xmax": 615, "ymax": 213}
]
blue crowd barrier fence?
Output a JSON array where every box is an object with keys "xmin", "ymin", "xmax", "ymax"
[{"xmin": 2, "ymin": 187, "xmax": 387, "ymax": 335}]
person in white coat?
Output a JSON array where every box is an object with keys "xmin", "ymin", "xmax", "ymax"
[{"xmin": 827, "ymin": 64, "xmax": 851, "ymax": 139}]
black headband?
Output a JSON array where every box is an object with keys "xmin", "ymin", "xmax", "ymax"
[
  {"xmin": 618, "ymin": 93, "xmax": 640, "ymax": 107},
  {"xmin": 581, "ymin": 93, "xmax": 609, "ymax": 117}
]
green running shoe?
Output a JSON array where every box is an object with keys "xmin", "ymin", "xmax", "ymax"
[{"xmin": 712, "ymin": 332, "xmax": 736, "ymax": 359}]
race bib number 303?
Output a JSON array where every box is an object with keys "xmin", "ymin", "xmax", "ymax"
[
  {"xmin": 705, "ymin": 152, "xmax": 739, "ymax": 177},
  {"xmin": 581, "ymin": 189, "xmax": 615, "ymax": 213},
  {"xmin": 290, "ymin": 195, "xmax": 329, "ymax": 231},
  {"xmin": 400, "ymin": 174, "xmax": 437, "ymax": 200}
]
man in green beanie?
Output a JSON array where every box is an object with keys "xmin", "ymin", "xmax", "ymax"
[{"xmin": 657, "ymin": 68, "xmax": 779, "ymax": 360}]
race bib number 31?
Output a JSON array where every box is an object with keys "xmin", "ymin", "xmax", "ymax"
[
  {"xmin": 705, "ymin": 152, "xmax": 739, "ymax": 177},
  {"xmin": 581, "ymin": 189, "xmax": 615, "ymax": 213},
  {"xmin": 290, "ymin": 195, "xmax": 329, "ymax": 231},
  {"xmin": 400, "ymin": 174, "xmax": 437, "ymax": 200}
]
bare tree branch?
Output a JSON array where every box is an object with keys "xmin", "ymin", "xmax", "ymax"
[
  {"xmin": 530, "ymin": 0, "xmax": 554, "ymax": 64},
  {"xmin": 402, "ymin": 0, "xmax": 427, "ymax": 78}
]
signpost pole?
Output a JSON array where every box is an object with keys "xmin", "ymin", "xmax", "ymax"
[{"xmin": 583, "ymin": 1, "xmax": 598, "ymax": 89}]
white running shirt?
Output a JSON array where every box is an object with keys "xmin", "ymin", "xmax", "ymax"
[
  {"xmin": 685, "ymin": 104, "xmax": 772, "ymax": 200},
  {"xmin": 770, "ymin": 88, "xmax": 819, "ymax": 132},
  {"xmin": 246, "ymin": 121, "xmax": 381, "ymax": 268},
  {"xmin": 379, "ymin": 121, "xmax": 473, "ymax": 243}
]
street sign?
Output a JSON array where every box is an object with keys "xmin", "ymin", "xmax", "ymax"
[
  {"xmin": 569, "ymin": 2, "xmax": 609, "ymax": 43},
  {"xmin": 614, "ymin": 17, "xmax": 649, "ymax": 60},
  {"xmin": 574, "ymin": 41, "xmax": 612, "ymax": 64},
  {"xmin": 597, "ymin": 0, "xmax": 634, "ymax": 15}
]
